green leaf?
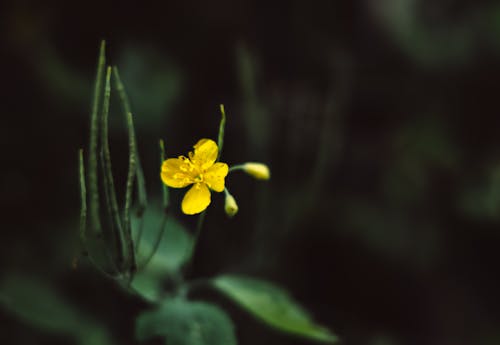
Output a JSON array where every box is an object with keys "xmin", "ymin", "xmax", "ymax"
[
  {"xmin": 132, "ymin": 203, "xmax": 192, "ymax": 273},
  {"xmin": 135, "ymin": 298, "xmax": 237, "ymax": 345},
  {"xmin": 213, "ymin": 275, "xmax": 338, "ymax": 343},
  {"xmin": 0, "ymin": 274, "xmax": 114, "ymax": 345},
  {"xmin": 129, "ymin": 270, "xmax": 164, "ymax": 303},
  {"xmin": 130, "ymin": 202, "xmax": 192, "ymax": 301}
]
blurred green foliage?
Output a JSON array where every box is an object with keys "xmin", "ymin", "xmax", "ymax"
[
  {"xmin": 0, "ymin": 275, "xmax": 114, "ymax": 345},
  {"xmin": 118, "ymin": 45, "xmax": 184, "ymax": 131},
  {"xmin": 130, "ymin": 203, "xmax": 193, "ymax": 302},
  {"xmin": 72, "ymin": 41, "xmax": 338, "ymax": 345},
  {"xmin": 3, "ymin": 1, "xmax": 500, "ymax": 344},
  {"xmin": 136, "ymin": 299, "xmax": 237, "ymax": 345},
  {"xmin": 213, "ymin": 275, "xmax": 337, "ymax": 343}
]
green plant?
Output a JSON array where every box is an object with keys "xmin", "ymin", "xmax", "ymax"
[{"xmin": 78, "ymin": 41, "xmax": 338, "ymax": 345}]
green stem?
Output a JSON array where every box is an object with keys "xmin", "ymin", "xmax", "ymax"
[
  {"xmin": 159, "ymin": 139, "xmax": 170, "ymax": 211},
  {"xmin": 101, "ymin": 66, "xmax": 125, "ymax": 269},
  {"xmin": 133, "ymin": 138, "xmax": 172, "ymax": 268},
  {"xmin": 113, "ymin": 67, "xmax": 147, "ymax": 213},
  {"xmin": 228, "ymin": 164, "xmax": 245, "ymax": 173},
  {"xmin": 124, "ymin": 111, "xmax": 137, "ymax": 275},
  {"xmin": 138, "ymin": 211, "xmax": 168, "ymax": 270},
  {"xmin": 79, "ymin": 150, "xmax": 118, "ymax": 279},
  {"xmin": 135, "ymin": 139, "xmax": 171, "ymax": 270},
  {"xmin": 217, "ymin": 104, "xmax": 226, "ymax": 160},
  {"xmin": 188, "ymin": 210, "xmax": 206, "ymax": 262},
  {"xmin": 113, "ymin": 67, "xmax": 147, "ymax": 277},
  {"xmin": 78, "ymin": 149, "xmax": 87, "ymax": 248}
]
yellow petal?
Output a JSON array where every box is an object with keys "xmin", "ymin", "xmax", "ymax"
[
  {"xmin": 204, "ymin": 162, "xmax": 228, "ymax": 192},
  {"xmin": 181, "ymin": 183, "xmax": 211, "ymax": 215},
  {"xmin": 190, "ymin": 138, "xmax": 218, "ymax": 170},
  {"xmin": 161, "ymin": 157, "xmax": 195, "ymax": 188}
]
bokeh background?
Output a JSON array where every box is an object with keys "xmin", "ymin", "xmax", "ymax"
[{"xmin": 2, "ymin": 1, "xmax": 500, "ymax": 344}]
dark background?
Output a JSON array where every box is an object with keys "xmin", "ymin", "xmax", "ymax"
[{"xmin": 2, "ymin": 1, "xmax": 500, "ymax": 344}]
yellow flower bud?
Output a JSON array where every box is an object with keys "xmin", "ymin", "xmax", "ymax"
[
  {"xmin": 224, "ymin": 192, "xmax": 239, "ymax": 217},
  {"xmin": 243, "ymin": 162, "xmax": 270, "ymax": 180}
]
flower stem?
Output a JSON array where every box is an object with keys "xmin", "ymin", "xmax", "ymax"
[
  {"xmin": 78, "ymin": 149, "xmax": 87, "ymax": 246},
  {"xmin": 137, "ymin": 210, "xmax": 169, "ymax": 270},
  {"xmin": 159, "ymin": 139, "xmax": 170, "ymax": 211},
  {"xmin": 113, "ymin": 67, "xmax": 148, "ymax": 215},
  {"xmin": 123, "ymin": 111, "xmax": 137, "ymax": 275},
  {"xmin": 192, "ymin": 210, "xmax": 206, "ymax": 255},
  {"xmin": 217, "ymin": 104, "xmax": 226, "ymax": 160},
  {"xmin": 228, "ymin": 164, "xmax": 245, "ymax": 172},
  {"xmin": 101, "ymin": 66, "xmax": 125, "ymax": 269},
  {"xmin": 183, "ymin": 210, "xmax": 207, "ymax": 274}
]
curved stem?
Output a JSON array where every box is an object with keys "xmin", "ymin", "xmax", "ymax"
[
  {"xmin": 182, "ymin": 210, "xmax": 207, "ymax": 276},
  {"xmin": 228, "ymin": 164, "xmax": 245, "ymax": 173},
  {"xmin": 101, "ymin": 66, "xmax": 125, "ymax": 270},
  {"xmin": 190, "ymin": 210, "xmax": 206, "ymax": 258},
  {"xmin": 138, "ymin": 209, "xmax": 169, "ymax": 270},
  {"xmin": 217, "ymin": 104, "xmax": 226, "ymax": 160}
]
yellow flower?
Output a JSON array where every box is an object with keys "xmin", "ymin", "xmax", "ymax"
[
  {"xmin": 243, "ymin": 162, "xmax": 270, "ymax": 180},
  {"xmin": 161, "ymin": 139, "xmax": 228, "ymax": 215}
]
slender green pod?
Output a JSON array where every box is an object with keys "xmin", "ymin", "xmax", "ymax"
[{"xmin": 88, "ymin": 40, "xmax": 106, "ymax": 234}]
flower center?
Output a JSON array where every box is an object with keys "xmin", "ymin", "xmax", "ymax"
[{"xmin": 194, "ymin": 174, "xmax": 204, "ymax": 183}]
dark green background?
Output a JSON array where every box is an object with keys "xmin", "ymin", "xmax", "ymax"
[{"xmin": 2, "ymin": 1, "xmax": 500, "ymax": 344}]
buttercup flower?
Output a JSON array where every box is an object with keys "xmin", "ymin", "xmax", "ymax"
[{"xmin": 161, "ymin": 139, "xmax": 228, "ymax": 215}]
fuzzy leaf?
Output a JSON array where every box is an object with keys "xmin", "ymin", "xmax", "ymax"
[
  {"xmin": 130, "ymin": 203, "xmax": 192, "ymax": 302},
  {"xmin": 136, "ymin": 298, "xmax": 237, "ymax": 345},
  {"xmin": 132, "ymin": 204, "xmax": 192, "ymax": 273},
  {"xmin": 0, "ymin": 274, "xmax": 114, "ymax": 345},
  {"xmin": 213, "ymin": 275, "xmax": 337, "ymax": 343}
]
